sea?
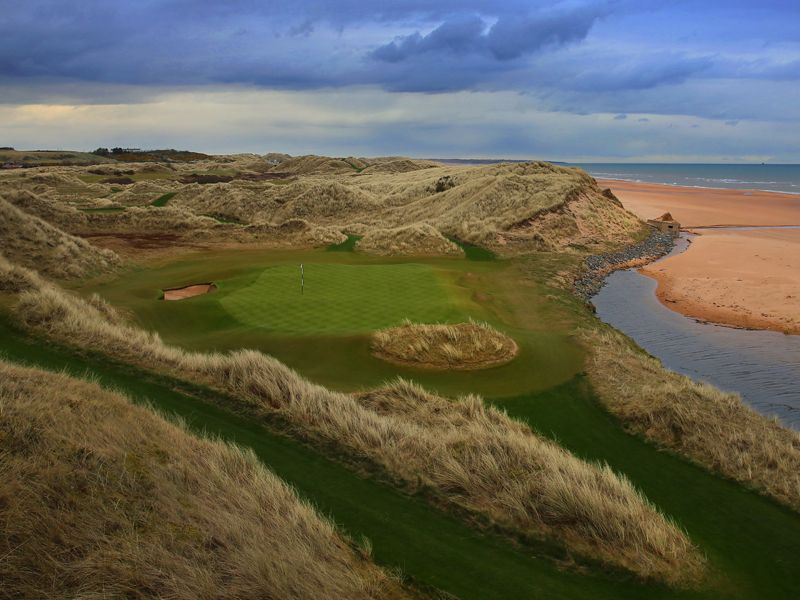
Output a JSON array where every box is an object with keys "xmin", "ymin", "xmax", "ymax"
[{"xmin": 570, "ymin": 163, "xmax": 800, "ymax": 195}]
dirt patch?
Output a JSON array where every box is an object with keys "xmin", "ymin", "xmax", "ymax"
[
  {"xmin": 80, "ymin": 232, "xmax": 185, "ymax": 249},
  {"xmin": 163, "ymin": 283, "xmax": 217, "ymax": 301},
  {"xmin": 371, "ymin": 320, "xmax": 518, "ymax": 370}
]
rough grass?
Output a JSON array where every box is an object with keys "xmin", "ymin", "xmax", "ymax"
[
  {"xmin": 356, "ymin": 224, "xmax": 463, "ymax": 257},
  {"xmin": 0, "ymin": 148, "xmax": 114, "ymax": 166},
  {"xmin": 0, "ymin": 360, "xmax": 404, "ymax": 600},
  {"xmin": 584, "ymin": 328, "xmax": 800, "ymax": 512},
  {"xmin": 0, "ymin": 196, "xmax": 119, "ymax": 278},
  {"xmin": 372, "ymin": 319, "xmax": 518, "ymax": 370},
  {"xmin": 5, "ymin": 156, "xmax": 645, "ymax": 256},
  {"xmin": 4, "ymin": 264, "xmax": 705, "ymax": 585}
]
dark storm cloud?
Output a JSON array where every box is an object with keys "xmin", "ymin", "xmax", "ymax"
[
  {"xmin": 0, "ymin": 0, "xmax": 798, "ymax": 128},
  {"xmin": 370, "ymin": 4, "xmax": 607, "ymax": 63}
]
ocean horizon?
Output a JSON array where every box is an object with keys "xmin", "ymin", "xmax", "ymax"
[{"xmin": 571, "ymin": 162, "xmax": 800, "ymax": 195}]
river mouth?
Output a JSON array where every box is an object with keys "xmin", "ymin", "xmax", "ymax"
[{"xmin": 592, "ymin": 232, "xmax": 800, "ymax": 430}]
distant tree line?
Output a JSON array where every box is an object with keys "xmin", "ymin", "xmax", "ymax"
[{"xmin": 92, "ymin": 147, "xmax": 144, "ymax": 156}]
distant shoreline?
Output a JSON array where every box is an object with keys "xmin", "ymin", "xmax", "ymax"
[{"xmin": 594, "ymin": 175, "xmax": 800, "ymax": 197}]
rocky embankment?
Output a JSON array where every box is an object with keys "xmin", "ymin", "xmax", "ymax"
[{"xmin": 574, "ymin": 230, "xmax": 674, "ymax": 300}]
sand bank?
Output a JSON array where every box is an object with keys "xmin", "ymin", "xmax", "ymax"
[
  {"xmin": 641, "ymin": 229, "xmax": 800, "ymax": 334},
  {"xmin": 599, "ymin": 179, "xmax": 800, "ymax": 334},
  {"xmin": 598, "ymin": 179, "xmax": 800, "ymax": 227}
]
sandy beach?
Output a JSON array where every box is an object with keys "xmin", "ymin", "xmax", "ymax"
[
  {"xmin": 598, "ymin": 179, "xmax": 800, "ymax": 227},
  {"xmin": 598, "ymin": 179, "xmax": 800, "ymax": 334}
]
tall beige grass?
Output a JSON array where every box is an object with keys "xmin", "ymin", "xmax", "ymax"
[
  {"xmin": 7, "ymin": 157, "xmax": 646, "ymax": 255},
  {"xmin": 5, "ymin": 263, "xmax": 704, "ymax": 585},
  {"xmin": 0, "ymin": 360, "xmax": 404, "ymax": 599},
  {"xmin": 371, "ymin": 319, "xmax": 518, "ymax": 369},
  {"xmin": 0, "ymin": 195, "xmax": 119, "ymax": 278},
  {"xmin": 356, "ymin": 224, "xmax": 462, "ymax": 256},
  {"xmin": 584, "ymin": 328, "xmax": 800, "ymax": 511}
]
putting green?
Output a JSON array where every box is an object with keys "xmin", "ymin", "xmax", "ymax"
[{"xmin": 220, "ymin": 263, "xmax": 462, "ymax": 333}]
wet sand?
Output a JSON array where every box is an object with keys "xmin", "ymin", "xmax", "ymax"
[
  {"xmin": 642, "ymin": 229, "xmax": 800, "ymax": 334},
  {"xmin": 598, "ymin": 179, "xmax": 800, "ymax": 334}
]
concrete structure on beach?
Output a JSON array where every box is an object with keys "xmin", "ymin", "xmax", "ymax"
[{"xmin": 647, "ymin": 212, "xmax": 680, "ymax": 236}]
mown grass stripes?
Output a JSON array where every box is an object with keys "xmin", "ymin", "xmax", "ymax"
[{"xmin": 219, "ymin": 263, "xmax": 463, "ymax": 333}]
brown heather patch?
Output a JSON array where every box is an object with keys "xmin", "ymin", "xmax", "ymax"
[
  {"xmin": 584, "ymin": 328, "xmax": 800, "ymax": 512},
  {"xmin": 2, "ymin": 261, "xmax": 705, "ymax": 585},
  {"xmin": 0, "ymin": 361, "xmax": 406, "ymax": 600},
  {"xmin": 371, "ymin": 319, "xmax": 518, "ymax": 370}
]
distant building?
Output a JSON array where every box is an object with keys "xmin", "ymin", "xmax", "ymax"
[{"xmin": 647, "ymin": 212, "xmax": 680, "ymax": 236}]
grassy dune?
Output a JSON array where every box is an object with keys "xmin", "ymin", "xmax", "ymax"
[
  {"xmin": 2, "ymin": 261, "xmax": 704, "ymax": 585},
  {"xmin": 0, "ymin": 196, "xmax": 119, "ymax": 278},
  {"xmin": 0, "ymin": 148, "xmax": 114, "ymax": 166},
  {"xmin": 356, "ymin": 224, "xmax": 463, "ymax": 256},
  {"xmin": 0, "ymin": 360, "xmax": 404, "ymax": 599},
  {"xmin": 3, "ymin": 156, "xmax": 644, "ymax": 258},
  {"xmin": 584, "ymin": 327, "xmax": 800, "ymax": 512}
]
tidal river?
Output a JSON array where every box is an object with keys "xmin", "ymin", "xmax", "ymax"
[{"xmin": 592, "ymin": 234, "xmax": 800, "ymax": 430}]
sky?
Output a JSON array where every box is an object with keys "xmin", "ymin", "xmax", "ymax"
[{"xmin": 1, "ymin": 0, "xmax": 799, "ymax": 162}]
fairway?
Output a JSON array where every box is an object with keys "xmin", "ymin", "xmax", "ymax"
[{"xmin": 220, "ymin": 262, "xmax": 462, "ymax": 333}]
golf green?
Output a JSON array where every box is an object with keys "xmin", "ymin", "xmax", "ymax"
[{"xmin": 220, "ymin": 262, "xmax": 463, "ymax": 333}]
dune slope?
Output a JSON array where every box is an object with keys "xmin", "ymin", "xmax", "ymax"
[{"xmin": 0, "ymin": 360, "xmax": 404, "ymax": 600}]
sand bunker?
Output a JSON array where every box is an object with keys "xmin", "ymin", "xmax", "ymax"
[
  {"xmin": 371, "ymin": 320, "xmax": 518, "ymax": 370},
  {"xmin": 163, "ymin": 283, "xmax": 217, "ymax": 301}
]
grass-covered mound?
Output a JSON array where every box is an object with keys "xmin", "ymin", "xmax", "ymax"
[
  {"xmin": 220, "ymin": 262, "xmax": 462, "ymax": 333},
  {"xmin": 372, "ymin": 320, "xmax": 518, "ymax": 370},
  {"xmin": 0, "ymin": 196, "xmax": 119, "ymax": 278},
  {"xmin": 356, "ymin": 224, "xmax": 463, "ymax": 257},
  {"xmin": 0, "ymin": 360, "xmax": 404, "ymax": 599}
]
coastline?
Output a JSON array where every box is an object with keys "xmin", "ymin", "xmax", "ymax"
[
  {"xmin": 597, "ymin": 178, "xmax": 800, "ymax": 227},
  {"xmin": 598, "ymin": 178, "xmax": 800, "ymax": 335},
  {"xmin": 574, "ymin": 230, "xmax": 674, "ymax": 301}
]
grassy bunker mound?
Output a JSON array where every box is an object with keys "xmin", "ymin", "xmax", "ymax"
[
  {"xmin": 371, "ymin": 320, "xmax": 518, "ymax": 370},
  {"xmin": 163, "ymin": 282, "xmax": 217, "ymax": 301}
]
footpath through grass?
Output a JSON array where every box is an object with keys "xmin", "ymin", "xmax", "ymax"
[{"xmin": 220, "ymin": 262, "xmax": 463, "ymax": 333}]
